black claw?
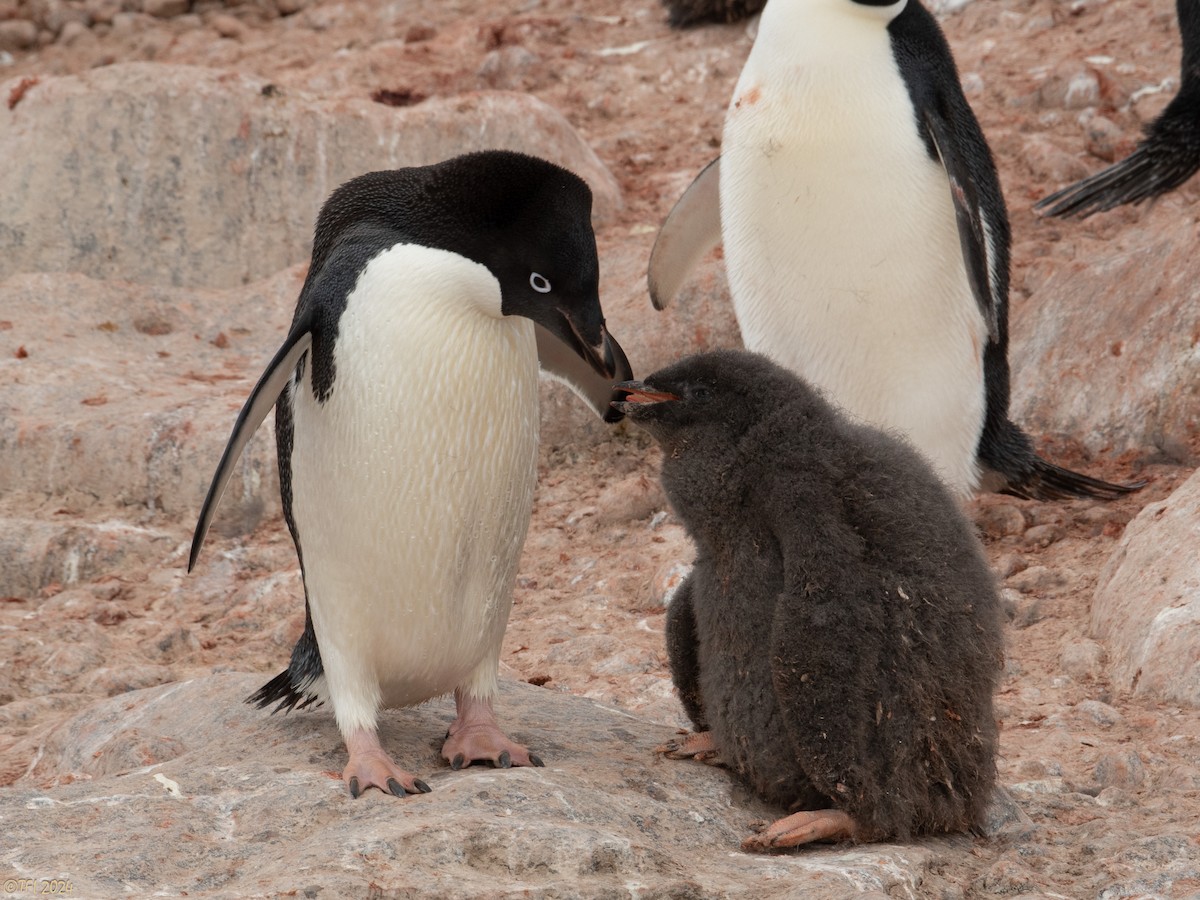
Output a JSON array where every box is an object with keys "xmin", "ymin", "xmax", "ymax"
[
  {"xmin": 386, "ymin": 777, "xmax": 405, "ymax": 797},
  {"xmin": 529, "ymin": 754, "xmax": 544, "ymax": 768},
  {"xmin": 349, "ymin": 776, "xmax": 361, "ymax": 799},
  {"xmin": 413, "ymin": 778, "xmax": 431, "ymax": 794},
  {"xmin": 451, "ymin": 753, "xmax": 466, "ymax": 771},
  {"xmin": 497, "ymin": 750, "xmax": 511, "ymax": 769}
]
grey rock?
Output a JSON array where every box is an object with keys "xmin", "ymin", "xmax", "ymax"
[
  {"xmin": 1059, "ymin": 639, "xmax": 1106, "ymax": 681},
  {"xmin": 1073, "ymin": 699, "xmax": 1124, "ymax": 727},
  {"xmin": 141, "ymin": 0, "xmax": 187, "ymax": 16},
  {"xmin": 0, "ymin": 269, "xmax": 297, "ymax": 560},
  {"xmin": 1, "ymin": 673, "xmax": 978, "ymax": 898},
  {"xmin": 0, "ymin": 19, "xmax": 39, "ymax": 50},
  {"xmin": 0, "ymin": 63, "xmax": 622, "ymax": 290},
  {"xmin": 974, "ymin": 502, "xmax": 1027, "ymax": 538},
  {"xmin": 1093, "ymin": 751, "xmax": 1146, "ymax": 791},
  {"xmin": 0, "ymin": 516, "xmax": 177, "ymax": 598},
  {"xmin": 1007, "ymin": 565, "xmax": 1069, "ymax": 596},
  {"xmin": 1092, "ymin": 467, "xmax": 1200, "ymax": 706},
  {"xmin": 1010, "ymin": 217, "xmax": 1200, "ymax": 461}
]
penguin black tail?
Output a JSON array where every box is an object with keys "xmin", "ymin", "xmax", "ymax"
[
  {"xmin": 245, "ymin": 619, "xmax": 325, "ymax": 713},
  {"xmin": 999, "ymin": 456, "xmax": 1145, "ymax": 502},
  {"xmin": 1034, "ymin": 99, "xmax": 1200, "ymax": 219},
  {"xmin": 980, "ymin": 419, "xmax": 1145, "ymax": 502}
]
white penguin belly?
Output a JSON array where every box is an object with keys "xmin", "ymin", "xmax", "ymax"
[
  {"xmin": 289, "ymin": 243, "xmax": 539, "ymax": 735},
  {"xmin": 721, "ymin": 25, "xmax": 987, "ymax": 496}
]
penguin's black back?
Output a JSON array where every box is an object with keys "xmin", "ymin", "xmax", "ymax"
[{"xmin": 642, "ymin": 351, "xmax": 1004, "ymax": 840}]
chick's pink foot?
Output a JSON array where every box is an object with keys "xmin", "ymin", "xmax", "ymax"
[
  {"xmin": 741, "ymin": 808, "xmax": 857, "ymax": 852},
  {"xmin": 442, "ymin": 690, "xmax": 544, "ymax": 770},
  {"xmin": 343, "ymin": 728, "xmax": 431, "ymax": 799},
  {"xmin": 656, "ymin": 729, "xmax": 723, "ymax": 765}
]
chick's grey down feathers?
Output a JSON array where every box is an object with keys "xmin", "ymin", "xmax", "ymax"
[{"xmin": 626, "ymin": 350, "xmax": 1005, "ymax": 841}]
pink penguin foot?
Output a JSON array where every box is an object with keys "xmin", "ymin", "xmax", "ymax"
[
  {"xmin": 741, "ymin": 808, "xmax": 857, "ymax": 852},
  {"xmin": 343, "ymin": 728, "xmax": 431, "ymax": 799},
  {"xmin": 655, "ymin": 729, "xmax": 723, "ymax": 765},
  {"xmin": 441, "ymin": 690, "xmax": 544, "ymax": 770}
]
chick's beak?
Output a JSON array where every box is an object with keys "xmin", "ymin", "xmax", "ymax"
[{"xmin": 610, "ymin": 380, "xmax": 680, "ymax": 407}]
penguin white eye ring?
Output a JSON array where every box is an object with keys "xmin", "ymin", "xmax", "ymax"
[{"xmin": 530, "ymin": 272, "xmax": 552, "ymax": 293}]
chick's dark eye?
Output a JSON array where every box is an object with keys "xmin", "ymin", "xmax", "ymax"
[{"xmin": 691, "ymin": 385, "xmax": 711, "ymax": 401}]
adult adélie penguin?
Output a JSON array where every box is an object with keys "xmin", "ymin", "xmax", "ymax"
[
  {"xmin": 1037, "ymin": 0, "xmax": 1200, "ymax": 218},
  {"xmin": 189, "ymin": 150, "xmax": 632, "ymax": 798},
  {"xmin": 648, "ymin": 0, "xmax": 1141, "ymax": 501}
]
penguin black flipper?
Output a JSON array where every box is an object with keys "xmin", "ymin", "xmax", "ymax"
[
  {"xmin": 922, "ymin": 108, "xmax": 1003, "ymax": 340},
  {"xmin": 1036, "ymin": 0, "xmax": 1200, "ymax": 219},
  {"xmin": 894, "ymin": 1, "xmax": 1009, "ymax": 340},
  {"xmin": 895, "ymin": 5, "xmax": 1142, "ymax": 501},
  {"xmin": 648, "ymin": 156, "xmax": 722, "ymax": 312},
  {"xmin": 535, "ymin": 323, "xmax": 633, "ymax": 423},
  {"xmin": 187, "ymin": 313, "xmax": 315, "ymax": 572}
]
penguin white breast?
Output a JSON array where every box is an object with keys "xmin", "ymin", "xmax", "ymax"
[
  {"xmin": 289, "ymin": 243, "xmax": 539, "ymax": 726},
  {"xmin": 720, "ymin": 0, "xmax": 986, "ymax": 495}
]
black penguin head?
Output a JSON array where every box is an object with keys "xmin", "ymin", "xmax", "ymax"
[
  {"xmin": 311, "ymin": 151, "xmax": 628, "ymax": 414},
  {"xmin": 613, "ymin": 350, "xmax": 794, "ymax": 448},
  {"xmin": 433, "ymin": 151, "xmax": 622, "ymax": 387}
]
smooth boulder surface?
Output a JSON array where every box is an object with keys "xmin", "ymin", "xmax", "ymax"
[
  {"xmin": 0, "ymin": 64, "xmax": 622, "ymax": 290},
  {"xmin": 1009, "ymin": 205, "xmax": 1200, "ymax": 462},
  {"xmin": 4, "ymin": 674, "xmax": 961, "ymax": 899},
  {"xmin": 1093, "ymin": 465, "xmax": 1200, "ymax": 706}
]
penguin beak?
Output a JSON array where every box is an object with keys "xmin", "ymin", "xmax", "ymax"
[{"xmin": 609, "ymin": 380, "xmax": 679, "ymax": 415}]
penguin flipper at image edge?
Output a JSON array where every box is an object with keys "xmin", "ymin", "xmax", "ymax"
[
  {"xmin": 187, "ymin": 311, "xmax": 315, "ymax": 574},
  {"xmin": 901, "ymin": 6, "xmax": 1142, "ymax": 500},
  {"xmin": 647, "ymin": 156, "xmax": 722, "ymax": 311},
  {"xmin": 1036, "ymin": 0, "xmax": 1200, "ymax": 218}
]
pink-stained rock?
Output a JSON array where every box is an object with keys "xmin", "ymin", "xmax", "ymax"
[
  {"xmin": 1092, "ymin": 466, "xmax": 1200, "ymax": 705},
  {"xmin": 0, "ymin": 64, "xmax": 622, "ymax": 291},
  {"xmin": 1009, "ymin": 208, "xmax": 1200, "ymax": 462}
]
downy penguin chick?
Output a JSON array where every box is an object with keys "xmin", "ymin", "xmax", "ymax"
[
  {"xmin": 616, "ymin": 350, "xmax": 1004, "ymax": 850},
  {"xmin": 190, "ymin": 150, "xmax": 632, "ymax": 798}
]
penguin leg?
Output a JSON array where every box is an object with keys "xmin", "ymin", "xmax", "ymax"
[
  {"xmin": 740, "ymin": 809, "xmax": 857, "ymax": 852},
  {"xmin": 656, "ymin": 730, "xmax": 724, "ymax": 765},
  {"xmin": 441, "ymin": 688, "xmax": 545, "ymax": 770},
  {"xmin": 342, "ymin": 728, "xmax": 432, "ymax": 799}
]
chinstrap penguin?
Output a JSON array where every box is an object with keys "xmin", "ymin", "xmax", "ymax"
[
  {"xmin": 190, "ymin": 150, "xmax": 632, "ymax": 798},
  {"xmin": 648, "ymin": 0, "xmax": 1141, "ymax": 501},
  {"xmin": 1037, "ymin": 0, "xmax": 1200, "ymax": 218},
  {"xmin": 614, "ymin": 350, "xmax": 1004, "ymax": 850}
]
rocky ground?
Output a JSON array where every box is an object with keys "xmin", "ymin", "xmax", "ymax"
[{"xmin": 3, "ymin": 0, "xmax": 1200, "ymax": 896}]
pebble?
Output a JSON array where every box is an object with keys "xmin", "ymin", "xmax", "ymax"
[
  {"xmin": 141, "ymin": 0, "xmax": 188, "ymax": 18},
  {"xmin": 993, "ymin": 552, "xmax": 1028, "ymax": 579},
  {"xmin": 1094, "ymin": 750, "xmax": 1147, "ymax": 790},
  {"xmin": 1060, "ymin": 638, "xmax": 1106, "ymax": 680},
  {"xmin": 0, "ymin": 19, "xmax": 39, "ymax": 50},
  {"xmin": 1023, "ymin": 523, "xmax": 1064, "ymax": 549},
  {"xmin": 209, "ymin": 13, "xmax": 246, "ymax": 38},
  {"xmin": 652, "ymin": 561, "xmax": 690, "ymax": 608},
  {"xmin": 975, "ymin": 502, "xmax": 1027, "ymax": 538},
  {"xmin": 477, "ymin": 45, "xmax": 541, "ymax": 90},
  {"xmin": 1007, "ymin": 564, "xmax": 1069, "ymax": 595},
  {"xmin": 1074, "ymin": 699, "xmax": 1125, "ymax": 727}
]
